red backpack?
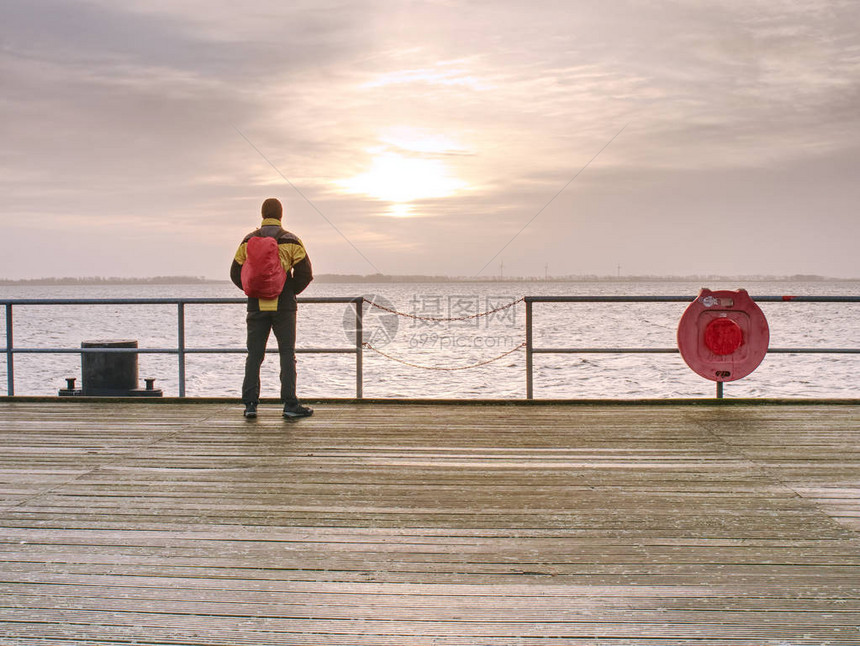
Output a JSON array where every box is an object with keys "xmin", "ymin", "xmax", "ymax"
[{"xmin": 241, "ymin": 235, "xmax": 287, "ymax": 299}]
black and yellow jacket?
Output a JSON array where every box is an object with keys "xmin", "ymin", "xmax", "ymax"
[{"xmin": 230, "ymin": 218, "xmax": 313, "ymax": 312}]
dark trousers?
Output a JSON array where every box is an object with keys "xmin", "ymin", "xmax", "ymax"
[{"xmin": 242, "ymin": 310, "xmax": 297, "ymax": 405}]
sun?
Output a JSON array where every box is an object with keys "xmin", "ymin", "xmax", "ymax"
[{"xmin": 337, "ymin": 148, "xmax": 467, "ymax": 216}]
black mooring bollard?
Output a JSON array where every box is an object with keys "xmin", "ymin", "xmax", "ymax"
[
  {"xmin": 81, "ymin": 340, "xmax": 138, "ymax": 395},
  {"xmin": 59, "ymin": 340, "xmax": 162, "ymax": 397}
]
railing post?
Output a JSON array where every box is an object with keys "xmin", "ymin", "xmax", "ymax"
[
  {"xmin": 525, "ymin": 299, "xmax": 533, "ymax": 400},
  {"xmin": 355, "ymin": 297, "xmax": 363, "ymax": 399},
  {"xmin": 5, "ymin": 304, "xmax": 12, "ymax": 397},
  {"xmin": 177, "ymin": 302, "xmax": 186, "ymax": 398}
]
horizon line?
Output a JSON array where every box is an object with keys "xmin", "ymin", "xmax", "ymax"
[{"xmin": 1, "ymin": 273, "xmax": 857, "ymax": 285}]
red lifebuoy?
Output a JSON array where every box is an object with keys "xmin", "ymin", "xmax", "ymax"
[{"xmin": 677, "ymin": 289, "xmax": 769, "ymax": 382}]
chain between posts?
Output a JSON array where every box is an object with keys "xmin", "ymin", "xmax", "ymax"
[
  {"xmin": 363, "ymin": 341, "xmax": 527, "ymax": 371},
  {"xmin": 363, "ymin": 296, "xmax": 525, "ymax": 322},
  {"xmin": 359, "ymin": 296, "xmax": 526, "ymax": 370}
]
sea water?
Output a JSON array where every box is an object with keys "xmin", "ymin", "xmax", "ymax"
[{"xmin": 1, "ymin": 280, "xmax": 857, "ymax": 399}]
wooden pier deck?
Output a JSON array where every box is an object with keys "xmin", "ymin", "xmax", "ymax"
[{"xmin": 1, "ymin": 400, "xmax": 859, "ymax": 645}]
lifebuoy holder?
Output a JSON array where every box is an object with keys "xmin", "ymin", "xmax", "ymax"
[{"xmin": 677, "ymin": 289, "xmax": 769, "ymax": 382}]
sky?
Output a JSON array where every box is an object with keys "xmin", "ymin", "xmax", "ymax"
[{"xmin": 2, "ymin": 0, "xmax": 859, "ymax": 280}]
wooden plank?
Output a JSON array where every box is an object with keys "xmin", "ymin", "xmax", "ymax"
[{"xmin": 0, "ymin": 402, "xmax": 859, "ymax": 645}]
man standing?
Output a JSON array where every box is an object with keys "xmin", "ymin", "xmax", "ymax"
[{"xmin": 231, "ymin": 198, "xmax": 314, "ymax": 418}]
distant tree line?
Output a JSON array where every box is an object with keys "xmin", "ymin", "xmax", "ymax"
[
  {"xmin": 0, "ymin": 273, "xmax": 851, "ymax": 286},
  {"xmin": 0, "ymin": 276, "xmax": 223, "ymax": 286},
  {"xmin": 313, "ymin": 273, "xmax": 848, "ymax": 283}
]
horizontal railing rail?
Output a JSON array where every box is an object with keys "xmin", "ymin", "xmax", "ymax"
[
  {"xmin": 524, "ymin": 295, "xmax": 860, "ymax": 399},
  {"xmin": 1, "ymin": 295, "xmax": 858, "ymax": 399},
  {"xmin": 2, "ymin": 297, "xmax": 363, "ymax": 398}
]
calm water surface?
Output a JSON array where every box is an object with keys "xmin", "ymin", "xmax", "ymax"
[{"xmin": 1, "ymin": 280, "xmax": 858, "ymax": 399}]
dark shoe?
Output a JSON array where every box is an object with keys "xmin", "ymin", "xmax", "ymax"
[
  {"xmin": 243, "ymin": 402, "xmax": 258, "ymax": 419},
  {"xmin": 283, "ymin": 403, "xmax": 313, "ymax": 418}
]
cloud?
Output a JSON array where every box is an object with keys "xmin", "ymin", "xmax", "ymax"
[
  {"xmin": 363, "ymin": 60, "xmax": 495, "ymax": 91},
  {"xmin": 1, "ymin": 0, "xmax": 858, "ymax": 279}
]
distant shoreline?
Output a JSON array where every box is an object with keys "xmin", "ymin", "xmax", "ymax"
[
  {"xmin": 0, "ymin": 276, "xmax": 225, "ymax": 286},
  {"xmin": 312, "ymin": 273, "xmax": 858, "ymax": 284},
  {"xmin": 0, "ymin": 274, "xmax": 856, "ymax": 286}
]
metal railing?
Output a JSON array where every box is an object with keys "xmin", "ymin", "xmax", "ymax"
[
  {"xmin": 1, "ymin": 297, "xmax": 363, "ymax": 398},
  {"xmin": 524, "ymin": 295, "xmax": 860, "ymax": 399},
  {"xmin": 1, "ymin": 295, "xmax": 858, "ymax": 399}
]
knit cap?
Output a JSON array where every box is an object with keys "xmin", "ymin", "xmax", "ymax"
[{"xmin": 261, "ymin": 198, "xmax": 282, "ymax": 220}]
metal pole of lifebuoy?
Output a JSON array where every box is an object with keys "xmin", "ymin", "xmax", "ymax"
[
  {"xmin": 355, "ymin": 297, "xmax": 363, "ymax": 399},
  {"xmin": 526, "ymin": 299, "xmax": 533, "ymax": 400},
  {"xmin": 716, "ymin": 381, "xmax": 723, "ymax": 399},
  {"xmin": 5, "ymin": 304, "xmax": 12, "ymax": 397},
  {"xmin": 177, "ymin": 302, "xmax": 186, "ymax": 398}
]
